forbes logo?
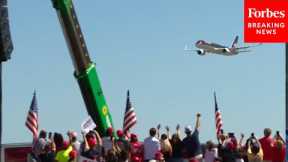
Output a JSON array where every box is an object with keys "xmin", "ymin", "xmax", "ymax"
[{"xmin": 248, "ymin": 8, "xmax": 285, "ymax": 18}]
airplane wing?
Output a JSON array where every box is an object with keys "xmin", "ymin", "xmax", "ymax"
[
  {"xmin": 236, "ymin": 43, "xmax": 262, "ymax": 50},
  {"xmin": 238, "ymin": 50, "xmax": 251, "ymax": 53}
]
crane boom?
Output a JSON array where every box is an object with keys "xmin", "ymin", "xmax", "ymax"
[{"xmin": 51, "ymin": 0, "xmax": 114, "ymax": 136}]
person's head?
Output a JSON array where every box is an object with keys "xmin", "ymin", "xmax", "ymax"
[
  {"xmin": 184, "ymin": 125, "xmax": 193, "ymax": 135},
  {"xmin": 39, "ymin": 130, "xmax": 47, "ymax": 139},
  {"xmin": 250, "ymin": 140, "xmax": 260, "ymax": 154},
  {"xmin": 53, "ymin": 133, "xmax": 64, "ymax": 150},
  {"xmin": 206, "ymin": 140, "xmax": 215, "ymax": 150},
  {"xmin": 161, "ymin": 134, "xmax": 168, "ymax": 141},
  {"xmin": 130, "ymin": 133, "xmax": 138, "ymax": 142},
  {"xmin": 149, "ymin": 128, "xmax": 157, "ymax": 137},
  {"xmin": 228, "ymin": 132, "xmax": 235, "ymax": 138},
  {"xmin": 264, "ymin": 128, "xmax": 272, "ymax": 137},
  {"xmin": 67, "ymin": 130, "xmax": 77, "ymax": 142},
  {"xmin": 86, "ymin": 135, "xmax": 97, "ymax": 148},
  {"xmin": 171, "ymin": 134, "xmax": 181, "ymax": 144}
]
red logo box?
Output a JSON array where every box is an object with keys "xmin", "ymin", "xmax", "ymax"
[{"xmin": 244, "ymin": 0, "xmax": 288, "ymax": 43}]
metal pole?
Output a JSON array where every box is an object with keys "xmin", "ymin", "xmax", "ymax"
[{"xmin": 0, "ymin": 62, "xmax": 2, "ymax": 161}]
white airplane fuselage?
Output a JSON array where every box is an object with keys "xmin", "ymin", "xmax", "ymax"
[{"xmin": 195, "ymin": 40, "xmax": 238, "ymax": 56}]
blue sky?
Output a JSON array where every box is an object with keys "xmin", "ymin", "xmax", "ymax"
[{"xmin": 3, "ymin": 0, "xmax": 284, "ymax": 143}]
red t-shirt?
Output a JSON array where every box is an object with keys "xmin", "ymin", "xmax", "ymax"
[
  {"xmin": 272, "ymin": 145, "xmax": 285, "ymax": 162},
  {"xmin": 130, "ymin": 141, "xmax": 144, "ymax": 162},
  {"xmin": 259, "ymin": 136, "xmax": 274, "ymax": 160}
]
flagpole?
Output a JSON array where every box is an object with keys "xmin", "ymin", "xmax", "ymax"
[{"xmin": 0, "ymin": 62, "xmax": 2, "ymax": 160}]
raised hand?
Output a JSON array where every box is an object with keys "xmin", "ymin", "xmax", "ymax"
[
  {"xmin": 165, "ymin": 126, "xmax": 170, "ymax": 132},
  {"xmin": 176, "ymin": 124, "xmax": 180, "ymax": 130},
  {"xmin": 157, "ymin": 124, "xmax": 161, "ymax": 130}
]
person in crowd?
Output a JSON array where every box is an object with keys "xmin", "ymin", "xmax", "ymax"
[
  {"xmin": 105, "ymin": 148, "xmax": 119, "ymax": 162},
  {"xmin": 116, "ymin": 129, "xmax": 130, "ymax": 161},
  {"xmin": 144, "ymin": 127, "xmax": 161, "ymax": 162},
  {"xmin": 32, "ymin": 130, "xmax": 48, "ymax": 162},
  {"xmin": 160, "ymin": 133, "xmax": 172, "ymax": 161},
  {"xmin": 271, "ymin": 131, "xmax": 285, "ymax": 162},
  {"xmin": 259, "ymin": 128, "xmax": 274, "ymax": 162},
  {"xmin": 54, "ymin": 133, "xmax": 65, "ymax": 152},
  {"xmin": 181, "ymin": 113, "xmax": 202, "ymax": 162},
  {"xmin": 55, "ymin": 138, "xmax": 74, "ymax": 162},
  {"xmin": 246, "ymin": 136, "xmax": 263, "ymax": 162},
  {"xmin": 81, "ymin": 130, "xmax": 104, "ymax": 161},
  {"xmin": 236, "ymin": 133, "xmax": 247, "ymax": 162},
  {"xmin": 167, "ymin": 124, "xmax": 183, "ymax": 162},
  {"xmin": 204, "ymin": 140, "xmax": 218, "ymax": 162},
  {"xmin": 32, "ymin": 130, "xmax": 47, "ymax": 161},
  {"xmin": 156, "ymin": 124, "xmax": 162, "ymax": 139},
  {"xmin": 217, "ymin": 130, "xmax": 226, "ymax": 145},
  {"xmin": 41, "ymin": 132, "xmax": 56, "ymax": 162},
  {"xmin": 130, "ymin": 133, "xmax": 144, "ymax": 162},
  {"xmin": 116, "ymin": 130, "xmax": 131, "ymax": 153},
  {"xmin": 67, "ymin": 130, "xmax": 80, "ymax": 152},
  {"xmin": 218, "ymin": 132, "xmax": 238, "ymax": 162},
  {"xmin": 102, "ymin": 127, "xmax": 115, "ymax": 156}
]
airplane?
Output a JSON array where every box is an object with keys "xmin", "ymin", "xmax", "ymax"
[{"xmin": 184, "ymin": 36, "xmax": 261, "ymax": 56}]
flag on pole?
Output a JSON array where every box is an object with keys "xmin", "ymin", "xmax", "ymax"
[
  {"xmin": 214, "ymin": 92, "xmax": 223, "ymax": 137},
  {"xmin": 25, "ymin": 91, "xmax": 38, "ymax": 139},
  {"xmin": 123, "ymin": 90, "xmax": 137, "ymax": 134}
]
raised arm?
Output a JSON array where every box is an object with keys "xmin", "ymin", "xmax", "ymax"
[
  {"xmin": 165, "ymin": 126, "xmax": 170, "ymax": 139},
  {"xmin": 176, "ymin": 124, "xmax": 181, "ymax": 138},
  {"xmin": 238, "ymin": 133, "xmax": 245, "ymax": 148},
  {"xmin": 157, "ymin": 124, "xmax": 161, "ymax": 139},
  {"xmin": 195, "ymin": 113, "xmax": 201, "ymax": 130},
  {"xmin": 82, "ymin": 132, "xmax": 90, "ymax": 151},
  {"xmin": 94, "ymin": 130, "xmax": 103, "ymax": 146}
]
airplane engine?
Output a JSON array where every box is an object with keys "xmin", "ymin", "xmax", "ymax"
[
  {"xmin": 222, "ymin": 48, "xmax": 230, "ymax": 53},
  {"xmin": 197, "ymin": 49, "xmax": 205, "ymax": 55}
]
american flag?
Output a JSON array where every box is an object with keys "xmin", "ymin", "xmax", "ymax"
[
  {"xmin": 123, "ymin": 90, "xmax": 137, "ymax": 134},
  {"xmin": 214, "ymin": 92, "xmax": 223, "ymax": 137},
  {"xmin": 25, "ymin": 92, "xmax": 38, "ymax": 139}
]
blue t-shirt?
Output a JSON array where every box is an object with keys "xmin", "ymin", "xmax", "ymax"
[{"xmin": 182, "ymin": 129, "xmax": 202, "ymax": 158}]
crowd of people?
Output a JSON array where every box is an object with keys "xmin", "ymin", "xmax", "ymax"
[{"xmin": 28, "ymin": 113, "xmax": 286, "ymax": 162}]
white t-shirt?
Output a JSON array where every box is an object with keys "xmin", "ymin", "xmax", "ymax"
[
  {"xmin": 143, "ymin": 136, "xmax": 160, "ymax": 160},
  {"xmin": 204, "ymin": 148, "xmax": 218, "ymax": 162}
]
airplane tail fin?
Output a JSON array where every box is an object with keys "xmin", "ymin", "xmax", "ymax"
[{"xmin": 231, "ymin": 35, "xmax": 239, "ymax": 48}]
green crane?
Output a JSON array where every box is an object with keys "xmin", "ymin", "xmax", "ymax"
[{"xmin": 51, "ymin": 0, "xmax": 114, "ymax": 136}]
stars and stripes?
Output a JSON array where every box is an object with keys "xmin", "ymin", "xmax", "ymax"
[
  {"xmin": 25, "ymin": 92, "xmax": 38, "ymax": 139},
  {"xmin": 214, "ymin": 92, "xmax": 223, "ymax": 137},
  {"xmin": 123, "ymin": 90, "xmax": 137, "ymax": 134}
]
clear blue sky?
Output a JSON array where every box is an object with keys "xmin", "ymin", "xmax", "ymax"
[{"xmin": 3, "ymin": 0, "xmax": 284, "ymax": 143}]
